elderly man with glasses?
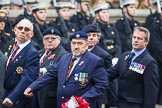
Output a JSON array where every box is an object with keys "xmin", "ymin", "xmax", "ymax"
[
  {"xmin": 36, "ymin": 27, "xmax": 68, "ymax": 108},
  {"xmin": 2, "ymin": 16, "xmax": 39, "ymax": 108}
]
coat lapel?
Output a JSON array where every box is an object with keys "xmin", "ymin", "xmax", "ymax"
[
  {"xmin": 5, "ymin": 42, "xmax": 32, "ymax": 81},
  {"xmin": 133, "ymin": 50, "xmax": 147, "ymax": 63}
]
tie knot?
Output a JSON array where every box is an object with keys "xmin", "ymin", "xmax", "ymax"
[
  {"xmin": 130, "ymin": 52, "xmax": 135, "ymax": 57},
  {"xmin": 72, "ymin": 57, "xmax": 77, "ymax": 61},
  {"xmin": 128, "ymin": 52, "xmax": 135, "ymax": 64},
  {"xmin": 45, "ymin": 50, "xmax": 51, "ymax": 57},
  {"xmin": 14, "ymin": 41, "xmax": 17, "ymax": 46},
  {"xmin": 16, "ymin": 45, "xmax": 20, "ymax": 50}
]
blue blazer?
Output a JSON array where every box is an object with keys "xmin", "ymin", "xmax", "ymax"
[
  {"xmin": 108, "ymin": 50, "xmax": 159, "ymax": 108},
  {"xmin": 30, "ymin": 51, "xmax": 109, "ymax": 108},
  {"xmin": 4, "ymin": 42, "xmax": 39, "ymax": 107}
]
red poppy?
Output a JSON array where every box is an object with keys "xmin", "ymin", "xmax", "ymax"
[
  {"xmin": 61, "ymin": 96, "xmax": 90, "ymax": 108},
  {"xmin": 48, "ymin": 54, "xmax": 55, "ymax": 60}
]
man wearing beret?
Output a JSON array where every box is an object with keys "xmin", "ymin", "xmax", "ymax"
[
  {"xmin": 37, "ymin": 27, "xmax": 68, "ymax": 108},
  {"xmin": 82, "ymin": 24, "xmax": 118, "ymax": 108},
  {"xmin": 24, "ymin": 31, "xmax": 109, "ymax": 108},
  {"xmin": 2, "ymin": 16, "xmax": 39, "ymax": 108}
]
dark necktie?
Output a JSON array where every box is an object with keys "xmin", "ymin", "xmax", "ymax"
[
  {"xmin": 7, "ymin": 45, "xmax": 20, "ymax": 69},
  {"xmin": 128, "ymin": 52, "xmax": 135, "ymax": 65},
  {"xmin": 66, "ymin": 57, "xmax": 77, "ymax": 80}
]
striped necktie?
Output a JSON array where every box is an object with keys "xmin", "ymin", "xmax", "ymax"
[
  {"xmin": 66, "ymin": 57, "xmax": 77, "ymax": 80},
  {"xmin": 7, "ymin": 44, "xmax": 19, "ymax": 69}
]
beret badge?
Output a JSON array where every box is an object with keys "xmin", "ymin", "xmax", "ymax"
[
  {"xmin": 76, "ymin": 34, "xmax": 80, "ymax": 38},
  {"xmin": 51, "ymin": 29, "xmax": 54, "ymax": 34}
]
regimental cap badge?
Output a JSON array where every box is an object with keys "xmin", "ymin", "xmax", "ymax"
[
  {"xmin": 51, "ymin": 29, "xmax": 54, "ymax": 34},
  {"xmin": 43, "ymin": 27, "xmax": 61, "ymax": 36},
  {"xmin": 111, "ymin": 31, "xmax": 114, "ymax": 35},
  {"xmin": 70, "ymin": 31, "xmax": 88, "ymax": 40},
  {"xmin": 76, "ymin": 34, "xmax": 80, "ymax": 38}
]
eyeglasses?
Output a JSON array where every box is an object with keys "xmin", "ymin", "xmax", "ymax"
[
  {"xmin": 16, "ymin": 26, "xmax": 31, "ymax": 32},
  {"xmin": 44, "ymin": 37, "xmax": 59, "ymax": 41}
]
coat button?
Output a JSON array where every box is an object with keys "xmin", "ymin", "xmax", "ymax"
[
  {"xmin": 62, "ymin": 96, "xmax": 64, "ymax": 99},
  {"xmin": 63, "ymin": 85, "xmax": 65, "ymax": 88}
]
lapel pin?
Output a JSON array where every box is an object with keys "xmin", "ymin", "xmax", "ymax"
[{"xmin": 79, "ymin": 61, "xmax": 84, "ymax": 66}]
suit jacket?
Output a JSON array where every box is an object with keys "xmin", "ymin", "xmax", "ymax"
[
  {"xmin": 29, "ymin": 51, "xmax": 109, "ymax": 108},
  {"xmin": 3, "ymin": 42, "xmax": 39, "ymax": 108},
  {"xmin": 0, "ymin": 51, "xmax": 7, "ymax": 108},
  {"xmin": 108, "ymin": 50, "xmax": 159, "ymax": 108},
  {"xmin": 38, "ymin": 45, "xmax": 68, "ymax": 108}
]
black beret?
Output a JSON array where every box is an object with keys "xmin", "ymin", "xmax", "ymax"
[
  {"xmin": 12, "ymin": 15, "xmax": 26, "ymax": 27},
  {"xmin": 70, "ymin": 31, "xmax": 88, "ymax": 41},
  {"xmin": 82, "ymin": 24, "xmax": 99, "ymax": 33},
  {"xmin": 43, "ymin": 27, "xmax": 61, "ymax": 36}
]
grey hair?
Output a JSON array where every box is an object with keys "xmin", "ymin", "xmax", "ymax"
[{"xmin": 133, "ymin": 26, "xmax": 150, "ymax": 40}]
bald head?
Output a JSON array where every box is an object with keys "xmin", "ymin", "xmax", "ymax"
[
  {"xmin": 13, "ymin": 18, "xmax": 34, "ymax": 44},
  {"xmin": 16, "ymin": 18, "xmax": 33, "ymax": 31}
]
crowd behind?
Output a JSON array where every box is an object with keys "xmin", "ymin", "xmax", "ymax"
[{"xmin": 0, "ymin": 0, "xmax": 162, "ymax": 108}]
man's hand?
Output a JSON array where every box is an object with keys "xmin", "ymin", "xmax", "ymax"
[
  {"xmin": 39, "ymin": 67, "xmax": 47, "ymax": 77},
  {"xmin": 24, "ymin": 87, "xmax": 33, "ymax": 97},
  {"xmin": 2, "ymin": 98, "xmax": 13, "ymax": 107}
]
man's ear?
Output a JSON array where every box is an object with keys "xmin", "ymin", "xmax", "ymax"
[{"xmin": 30, "ymin": 31, "xmax": 34, "ymax": 38}]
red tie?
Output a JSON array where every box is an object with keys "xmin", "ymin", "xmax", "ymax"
[
  {"xmin": 66, "ymin": 57, "xmax": 77, "ymax": 80},
  {"xmin": 7, "ymin": 45, "xmax": 20, "ymax": 69}
]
